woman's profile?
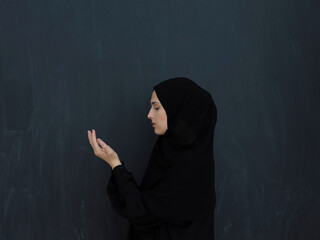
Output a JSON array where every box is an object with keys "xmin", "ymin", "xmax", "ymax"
[{"xmin": 88, "ymin": 77, "xmax": 217, "ymax": 239}]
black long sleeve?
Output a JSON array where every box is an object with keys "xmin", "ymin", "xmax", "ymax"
[
  {"xmin": 106, "ymin": 162, "xmax": 163, "ymax": 229},
  {"xmin": 106, "ymin": 162, "xmax": 214, "ymax": 240}
]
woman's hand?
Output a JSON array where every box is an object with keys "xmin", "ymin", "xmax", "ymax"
[{"xmin": 87, "ymin": 129, "xmax": 121, "ymax": 169}]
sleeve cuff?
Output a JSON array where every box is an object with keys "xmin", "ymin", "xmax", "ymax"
[{"xmin": 112, "ymin": 161, "xmax": 132, "ymax": 186}]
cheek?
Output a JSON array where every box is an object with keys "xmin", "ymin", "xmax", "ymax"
[{"xmin": 160, "ymin": 112, "xmax": 167, "ymax": 123}]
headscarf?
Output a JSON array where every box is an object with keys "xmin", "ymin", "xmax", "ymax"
[{"xmin": 138, "ymin": 77, "xmax": 217, "ymax": 225}]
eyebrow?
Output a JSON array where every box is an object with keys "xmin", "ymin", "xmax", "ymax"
[{"xmin": 150, "ymin": 101, "xmax": 160, "ymax": 105}]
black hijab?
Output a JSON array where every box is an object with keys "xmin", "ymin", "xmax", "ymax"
[{"xmin": 139, "ymin": 77, "xmax": 217, "ymax": 223}]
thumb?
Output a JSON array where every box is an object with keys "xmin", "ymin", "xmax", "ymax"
[
  {"xmin": 97, "ymin": 138, "xmax": 106, "ymax": 146},
  {"xmin": 97, "ymin": 139, "xmax": 112, "ymax": 153}
]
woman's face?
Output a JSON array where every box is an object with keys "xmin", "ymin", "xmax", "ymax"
[{"xmin": 147, "ymin": 90, "xmax": 168, "ymax": 135}]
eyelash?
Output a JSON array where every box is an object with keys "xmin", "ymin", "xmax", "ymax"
[{"xmin": 154, "ymin": 108, "xmax": 160, "ymax": 110}]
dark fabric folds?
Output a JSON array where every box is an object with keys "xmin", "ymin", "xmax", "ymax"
[
  {"xmin": 107, "ymin": 162, "xmax": 163, "ymax": 229},
  {"xmin": 106, "ymin": 77, "xmax": 217, "ymax": 239},
  {"xmin": 139, "ymin": 77, "xmax": 217, "ymax": 221}
]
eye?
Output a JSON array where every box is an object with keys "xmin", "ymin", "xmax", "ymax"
[{"xmin": 154, "ymin": 108, "xmax": 160, "ymax": 111}]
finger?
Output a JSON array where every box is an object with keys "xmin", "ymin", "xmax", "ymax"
[
  {"xmin": 97, "ymin": 138, "xmax": 105, "ymax": 151},
  {"xmin": 88, "ymin": 130, "xmax": 95, "ymax": 149},
  {"xmin": 100, "ymin": 140, "xmax": 117, "ymax": 156},
  {"xmin": 92, "ymin": 129, "xmax": 103, "ymax": 152},
  {"xmin": 97, "ymin": 138, "xmax": 105, "ymax": 149},
  {"xmin": 87, "ymin": 130, "xmax": 92, "ymax": 145},
  {"xmin": 97, "ymin": 138, "xmax": 112, "ymax": 154}
]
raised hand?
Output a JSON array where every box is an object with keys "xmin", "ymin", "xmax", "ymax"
[{"xmin": 87, "ymin": 129, "xmax": 122, "ymax": 169}]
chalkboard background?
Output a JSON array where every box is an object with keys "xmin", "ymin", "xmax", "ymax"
[{"xmin": 1, "ymin": 0, "xmax": 319, "ymax": 239}]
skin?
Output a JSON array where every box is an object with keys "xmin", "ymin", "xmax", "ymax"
[
  {"xmin": 147, "ymin": 90, "xmax": 168, "ymax": 135},
  {"xmin": 88, "ymin": 90, "xmax": 168, "ymax": 170},
  {"xmin": 87, "ymin": 129, "xmax": 121, "ymax": 170}
]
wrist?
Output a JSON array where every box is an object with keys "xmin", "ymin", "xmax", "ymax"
[{"xmin": 110, "ymin": 160, "xmax": 122, "ymax": 170}]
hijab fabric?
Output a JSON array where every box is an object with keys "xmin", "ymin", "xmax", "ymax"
[{"xmin": 135, "ymin": 77, "xmax": 217, "ymax": 228}]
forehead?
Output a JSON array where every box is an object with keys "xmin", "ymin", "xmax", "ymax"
[{"xmin": 150, "ymin": 90, "xmax": 160, "ymax": 104}]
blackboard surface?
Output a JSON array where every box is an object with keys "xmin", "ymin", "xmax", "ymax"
[{"xmin": 1, "ymin": 0, "xmax": 319, "ymax": 239}]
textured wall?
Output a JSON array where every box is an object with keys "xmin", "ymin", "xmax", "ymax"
[{"xmin": 0, "ymin": 0, "xmax": 319, "ymax": 239}]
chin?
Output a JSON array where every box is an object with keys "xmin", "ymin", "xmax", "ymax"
[{"xmin": 154, "ymin": 129, "xmax": 166, "ymax": 135}]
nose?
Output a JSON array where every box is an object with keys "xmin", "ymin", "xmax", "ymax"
[{"xmin": 147, "ymin": 109, "xmax": 152, "ymax": 119}]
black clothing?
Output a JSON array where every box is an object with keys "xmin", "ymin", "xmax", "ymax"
[
  {"xmin": 107, "ymin": 163, "xmax": 214, "ymax": 240},
  {"xmin": 106, "ymin": 77, "xmax": 217, "ymax": 239}
]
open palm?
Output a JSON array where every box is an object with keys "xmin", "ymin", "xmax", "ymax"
[{"xmin": 87, "ymin": 129, "xmax": 120, "ymax": 167}]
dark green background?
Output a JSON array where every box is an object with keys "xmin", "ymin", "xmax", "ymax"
[{"xmin": 1, "ymin": 0, "xmax": 319, "ymax": 239}]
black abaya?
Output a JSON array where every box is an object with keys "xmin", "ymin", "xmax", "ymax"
[
  {"xmin": 107, "ymin": 162, "xmax": 214, "ymax": 240},
  {"xmin": 106, "ymin": 77, "xmax": 217, "ymax": 239}
]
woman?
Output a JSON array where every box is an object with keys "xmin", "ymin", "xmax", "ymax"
[{"xmin": 88, "ymin": 77, "xmax": 217, "ymax": 239}]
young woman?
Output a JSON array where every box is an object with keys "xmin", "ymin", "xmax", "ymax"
[{"xmin": 88, "ymin": 77, "xmax": 217, "ymax": 239}]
